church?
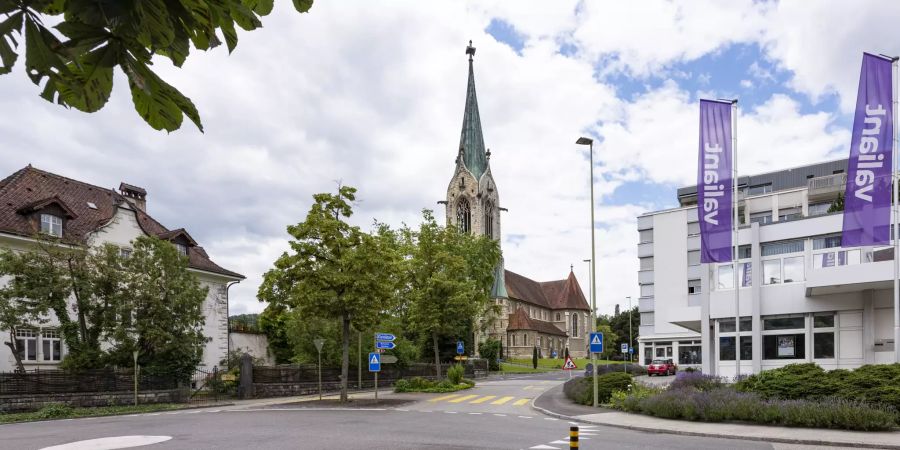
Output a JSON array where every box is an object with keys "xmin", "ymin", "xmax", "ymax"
[{"xmin": 443, "ymin": 42, "xmax": 591, "ymax": 359}]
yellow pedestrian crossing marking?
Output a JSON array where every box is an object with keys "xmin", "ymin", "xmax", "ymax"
[
  {"xmin": 470, "ymin": 395, "xmax": 496, "ymax": 404},
  {"xmin": 448, "ymin": 394, "xmax": 479, "ymax": 403},
  {"xmin": 512, "ymin": 398, "xmax": 531, "ymax": 406},
  {"xmin": 429, "ymin": 394, "xmax": 460, "ymax": 403},
  {"xmin": 491, "ymin": 396, "xmax": 515, "ymax": 405}
]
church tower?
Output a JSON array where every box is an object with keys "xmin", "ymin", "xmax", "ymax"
[{"xmin": 445, "ymin": 41, "xmax": 501, "ymax": 243}]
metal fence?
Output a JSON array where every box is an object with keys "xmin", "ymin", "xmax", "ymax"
[
  {"xmin": 0, "ymin": 368, "xmax": 178, "ymax": 395},
  {"xmin": 253, "ymin": 359, "xmax": 489, "ymax": 386}
]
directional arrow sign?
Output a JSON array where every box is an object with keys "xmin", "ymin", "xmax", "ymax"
[
  {"xmin": 374, "ymin": 333, "xmax": 396, "ymax": 342},
  {"xmin": 368, "ymin": 352, "xmax": 381, "ymax": 372},
  {"xmin": 375, "ymin": 341, "xmax": 396, "ymax": 350},
  {"xmin": 589, "ymin": 332, "xmax": 603, "ymax": 353},
  {"xmin": 381, "ymin": 355, "xmax": 398, "ymax": 364}
]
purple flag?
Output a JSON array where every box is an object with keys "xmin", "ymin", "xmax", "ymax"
[
  {"xmin": 842, "ymin": 53, "xmax": 894, "ymax": 247},
  {"xmin": 698, "ymin": 100, "xmax": 734, "ymax": 262},
  {"xmin": 742, "ymin": 262, "xmax": 752, "ymax": 287}
]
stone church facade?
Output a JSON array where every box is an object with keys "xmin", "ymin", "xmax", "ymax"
[{"xmin": 444, "ymin": 42, "xmax": 591, "ymax": 359}]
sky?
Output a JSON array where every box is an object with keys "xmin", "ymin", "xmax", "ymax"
[{"xmin": 2, "ymin": 1, "xmax": 900, "ymax": 317}]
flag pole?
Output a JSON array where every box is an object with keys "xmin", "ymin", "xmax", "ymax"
[
  {"xmin": 732, "ymin": 99, "xmax": 740, "ymax": 379},
  {"xmin": 892, "ymin": 56, "xmax": 899, "ymax": 364}
]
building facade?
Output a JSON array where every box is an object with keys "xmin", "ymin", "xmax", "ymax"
[
  {"xmin": 444, "ymin": 42, "xmax": 591, "ymax": 359},
  {"xmin": 637, "ymin": 159, "xmax": 898, "ymax": 377},
  {"xmin": 0, "ymin": 166, "xmax": 244, "ymax": 372}
]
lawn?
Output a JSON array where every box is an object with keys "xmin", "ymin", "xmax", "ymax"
[
  {"xmin": 508, "ymin": 358, "xmax": 625, "ymax": 370},
  {"xmin": 499, "ymin": 363, "xmax": 553, "ymax": 373},
  {"xmin": 0, "ymin": 403, "xmax": 192, "ymax": 424}
]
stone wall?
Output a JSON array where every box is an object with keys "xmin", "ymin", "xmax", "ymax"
[{"xmin": 0, "ymin": 389, "xmax": 188, "ymax": 413}]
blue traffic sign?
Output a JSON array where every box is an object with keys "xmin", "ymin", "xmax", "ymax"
[
  {"xmin": 368, "ymin": 352, "xmax": 381, "ymax": 372},
  {"xmin": 375, "ymin": 341, "xmax": 396, "ymax": 350},
  {"xmin": 589, "ymin": 332, "xmax": 604, "ymax": 353},
  {"xmin": 621, "ymin": 343, "xmax": 629, "ymax": 353},
  {"xmin": 375, "ymin": 333, "xmax": 396, "ymax": 342},
  {"xmin": 456, "ymin": 340, "xmax": 465, "ymax": 355},
  {"xmin": 629, "ymin": 346, "xmax": 635, "ymax": 354}
]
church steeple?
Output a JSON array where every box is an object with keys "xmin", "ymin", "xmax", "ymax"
[{"xmin": 459, "ymin": 40, "xmax": 488, "ymax": 180}]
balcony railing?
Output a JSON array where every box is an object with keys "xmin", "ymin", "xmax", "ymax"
[{"xmin": 808, "ymin": 173, "xmax": 846, "ymax": 201}]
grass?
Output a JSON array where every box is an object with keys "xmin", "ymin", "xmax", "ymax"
[
  {"xmin": 499, "ymin": 363, "xmax": 553, "ymax": 373},
  {"xmin": 394, "ymin": 377, "xmax": 475, "ymax": 393},
  {"xmin": 507, "ymin": 358, "xmax": 625, "ymax": 370},
  {"xmin": 0, "ymin": 403, "xmax": 191, "ymax": 424}
]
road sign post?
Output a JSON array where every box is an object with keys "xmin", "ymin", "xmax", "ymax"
[
  {"xmin": 314, "ymin": 338, "xmax": 325, "ymax": 400},
  {"xmin": 562, "ymin": 355, "xmax": 577, "ymax": 379},
  {"xmin": 372, "ymin": 332, "xmax": 394, "ymax": 401},
  {"xmin": 621, "ymin": 342, "xmax": 629, "ymax": 373},
  {"xmin": 369, "ymin": 352, "xmax": 381, "ymax": 400},
  {"xmin": 588, "ymin": 332, "xmax": 603, "ymax": 403}
]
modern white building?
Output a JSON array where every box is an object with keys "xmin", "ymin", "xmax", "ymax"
[{"xmin": 637, "ymin": 159, "xmax": 897, "ymax": 377}]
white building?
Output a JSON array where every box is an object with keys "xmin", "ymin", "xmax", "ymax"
[
  {"xmin": 637, "ymin": 159, "xmax": 897, "ymax": 377},
  {"xmin": 0, "ymin": 166, "xmax": 244, "ymax": 372}
]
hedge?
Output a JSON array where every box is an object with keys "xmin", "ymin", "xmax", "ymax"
[{"xmin": 564, "ymin": 372, "xmax": 633, "ymax": 406}]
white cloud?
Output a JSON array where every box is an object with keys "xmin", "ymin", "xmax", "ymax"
[{"xmin": 740, "ymin": 79, "xmax": 754, "ymax": 89}]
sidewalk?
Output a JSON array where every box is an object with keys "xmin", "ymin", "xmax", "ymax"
[{"xmin": 531, "ymin": 379, "xmax": 900, "ymax": 449}]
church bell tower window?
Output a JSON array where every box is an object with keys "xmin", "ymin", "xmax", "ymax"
[
  {"xmin": 457, "ymin": 197, "xmax": 471, "ymax": 233},
  {"xmin": 484, "ymin": 201, "xmax": 494, "ymax": 238}
]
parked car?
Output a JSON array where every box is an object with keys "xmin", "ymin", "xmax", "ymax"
[{"xmin": 647, "ymin": 359, "xmax": 677, "ymax": 376}]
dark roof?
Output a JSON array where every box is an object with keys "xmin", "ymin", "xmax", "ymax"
[
  {"xmin": 504, "ymin": 269, "xmax": 590, "ymax": 311},
  {"xmin": 0, "ymin": 166, "xmax": 243, "ymax": 279},
  {"xmin": 507, "ymin": 308, "xmax": 567, "ymax": 336}
]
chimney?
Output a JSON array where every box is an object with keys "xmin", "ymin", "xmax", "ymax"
[{"xmin": 119, "ymin": 182, "xmax": 147, "ymax": 212}]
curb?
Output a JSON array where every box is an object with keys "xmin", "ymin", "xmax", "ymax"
[{"xmin": 529, "ymin": 388, "xmax": 900, "ymax": 450}]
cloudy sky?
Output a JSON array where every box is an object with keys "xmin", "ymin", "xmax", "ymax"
[{"xmin": 2, "ymin": 1, "xmax": 899, "ymax": 317}]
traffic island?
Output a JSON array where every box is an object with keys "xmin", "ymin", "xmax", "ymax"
[{"xmin": 270, "ymin": 398, "xmax": 415, "ymax": 409}]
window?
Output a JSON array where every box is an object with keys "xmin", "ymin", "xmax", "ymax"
[
  {"xmin": 571, "ymin": 314, "xmax": 579, "ymax": 337},
  {"xmin": 814, "ymin": 333, "xmax": 835, "ymax": 359},
  {"xmin": 808, "ymin": 202, "xmax": 831, "ymax": 216},
  {"xmin": 748, "ymin": 183, "xmax": 773, "ymax": 195},
  {"xmin": 720, "ymin": 317, "xmax": 752, "ymax": 333},
  {"xmin": 15, "ymin": 329, "xmax": 37, "ymax": 361},
  {"xmin": 813, "ymin": 235, "xmax": 842, "ymax": 250},
  {"xmin": 687, "ymin": 222, "xmax": 700, "ymax": 236},
  {"xmin": 763, "ymin": 259, "xmax": 781, "ymax": 285},
  {"xmin": 734, "ymin": 245, "xmax": 751, "ymax": 259},
  {"xmin": 740, "ymin": 262, "xmax": 752, "ymax": 287},
  {"xmin": 555, "ymin": 313, "xmax": 560, "ymax": 321},
  {"xmin": 763, "ymin": 316, "xmax": 805, "ymax": 330},
  {"xmin": 640, "ymin": 284, "xmax": 654, "ymax": 297},
  {"xmin": 639, "ymin": 256, "xmax": 653, "ymax": 271},
  {"xmin": 640, "ymin": 312, "xmax": 655, "ymax": 326},
  {"xmin": 687, "ymin": 250, "xmax": 700, "ymax": 266},
  {"xmin": 484, "ymin": 200, "xmax": 494, "ymax": 238},
  {"xmin": 639, "ymin": 229, "xmax": 654, "ymax": 243},
  {"xmin": 719, "ymin": 336, "xmax": 752, "ymax": 361},
  {"xmin": 783, "ymin": 256, "xmax": 804, "ymax": 283},
  {"xmin": 687, "ymin": 279, "xmax": 701, "ymax": 295},
  {"xmin": 512, "ymin": 334, "xmax": 517, "ymax": 346},
  {"xmin": 42, "ymin": 329, "xmax": 61, "ymax": 362},
  {"xmin": 678, "ymin": 344, "xmax": 702, "ymax": 365},
  {"xmin": 717, "ymin": 264, "xmax": 734, "ymax": 290},
  {"xmin": 524, "ymin": 334, "xmax": 528, "ymax": 346},
  {"xmin": 778, "ymin": 207, "xmax": 802, "ymax": 222},
  {"xmin": 456, "ymin": 197, "xmax": 471, "ymax": 233},
  {"xmin": 119, "ymin": 247, "xmax": 132, "ymax": 259},
  {"xmin": 175, "ymin": 243, "xmax": 188, "ymax": 256},
  {"xmin": 764, "ymin": 334, "xmax": 805, "ymax": 359},
  {"xmin": 750, "ymin": 212, "xmax": 772, "ymax": 225},
  {"xmin": 762, "ymin": 240, "xmax": 804, "ymax": 256},
  {"xmin": 40, "ymin": 214, "xmax": 62, "ymax": 237},
  {"xmin": 813, "ymin": 314, "xmax": 835, "ymax": 328}
]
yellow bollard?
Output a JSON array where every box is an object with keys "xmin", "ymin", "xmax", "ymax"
[{"xmin": 569, "ymin": 425, "xmax": 579, "ymax": 449}]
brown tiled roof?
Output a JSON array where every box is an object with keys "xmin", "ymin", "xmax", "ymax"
[
  {"xmin": 0, "ymin": 166, "xmax": 243, "ymax": 279},
  {"xmin": 504, "ymin": 269, "xmax": 590, "ymax": 311},
  {"xmin": 507, "ymin": 308, "xmax": 567, "ymax": 336}
]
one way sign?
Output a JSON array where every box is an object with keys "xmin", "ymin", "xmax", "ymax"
[
  {"xmin": 368, "ymin": 352, "xmax": 381, "ymax": 372},
  {"xmin": 589, "ymin": 332, "xmax": 603, "ymax": 353}
]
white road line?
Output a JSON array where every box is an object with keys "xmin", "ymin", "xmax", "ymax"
[
  {"xmin": 528, "ymin": 445, "xmax": 559, "ymax": 449},
  {"xmin": 543, "ymin": 417, "xmax": 558, "ymax": 421},
  {"xmin": 396, "ymin": 409, "xmax": 409, "ymax": 412},
  {"xmin": 445, "ymin": 411, "xmax": 458, "ymax": 414},
  {"xmin": 468, "ymin": 412, "xmax": 482, "ymax": 415},
  {"xmin": 568, "ymin": 421, "xmax": 579, "ymax": 425},
  {"xmin": 493, "ymin": 414, "xmax": 506, "ymax": 417},
  {"xmin": 549, "ymin": 440, "xmax": 569, "ymax": 445},
  {"xmin": 518, "ymin": 415, "xmax": 533, "ymax": 419}
]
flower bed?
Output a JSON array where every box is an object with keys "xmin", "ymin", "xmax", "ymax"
[{"xmin": 393, "ymin": 377, "xmax": 474, "ymax": 393}]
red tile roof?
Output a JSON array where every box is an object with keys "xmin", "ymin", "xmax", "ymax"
[
  {"xmin": 504, "ymin": 269, "xmax": 589, "ymax": 312},
  {"xmin": 0, "ymin": 166, "xmax": 243, "ymax": 279},
  {"xmin": 507, "ymin": 307, "xmax": 567, "ymax": 336}
]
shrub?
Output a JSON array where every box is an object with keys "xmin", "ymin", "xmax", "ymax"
[
  {"xmin": 532, "ymin": 347, "xmax": 538, "ymax": 369},
  {"xmin": 435, "ymin": 380, "xmax": 455, "ymax": 390},
  {"xmin": 564, "ymin": 373, "xmax": 633, "ymax": 406},
  {"xmin": 478, "ymin": 338, "xmax": 501, "ymax": 371},
  {"xmin": 407, "ymin": 377, "xmax": 434, "ymax": 390},
  {"xmin": 447, "ymin": 364, "xmax": 465, "ymax": 385},
  {"xmin": 593, "ymin": 363, "xmax": 646, "ymax": 376},
  {"xmin": 670, "ymin": 371, "xmax": 725, "ymax": 392},
  {"xmin": 34, "ymin": 404, "xmax": 74, "ymax": 419}
]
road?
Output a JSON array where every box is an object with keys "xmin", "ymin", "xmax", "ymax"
[{"xmin": 0, "ymin": 372, "xmax": 817, "ymax": 450}]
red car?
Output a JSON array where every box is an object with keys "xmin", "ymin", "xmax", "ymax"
[{"xmin": 647, "ymin": 359, "xmax": 677, "ymax": 376}]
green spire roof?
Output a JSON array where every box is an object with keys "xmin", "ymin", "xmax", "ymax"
[
  {"xmin": 490, "ymin": 258, "xmax": 508, "ymax": 299},
  {"xmin": 459, "ymin": 41, "xmax": 487, "ymax": 180}
]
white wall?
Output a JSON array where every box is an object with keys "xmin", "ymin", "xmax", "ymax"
[{"xmin": 229, "ymin": 332, "xmax": 275, "ymax": 366}]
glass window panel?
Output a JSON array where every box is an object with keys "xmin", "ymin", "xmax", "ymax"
[
  {"xmin": 687, "ymin": 250, "xmax": 700, "ymax": 266},
  {"xmin": 813, "ymin": 235, "xmax": 842, "ymax": 250},
  {"xmin": 740, "ymin": 262, "xmax": 752, "ymax": 287},
  {"xmin": 639, "ymin": 257, "xmax": 653, "ymax": 271},
  {"xmin": 808, "ymin": 202, "xmax": 832, "ymax": 216},
  {"xmin": 814, "ymin": 333, "xmax": 835, "ymax": 359},
  {"xmin": 763, "ymin": 316, "xmax": 805, "ymax": 330},
  {"xmin": 761, "ymin": 240, "xmax": 804, "ymax": 256},
  {"xmin": 748, "ymin": 183, "xmax": 773, "ymax": 195},
  {"xmin": 763, "ymin": 259, "xmax": 781, "ymax": 285},
  {"xmin": 26, "ymin": 340, "xmax": 36, "ymax": 360},
  {"xmin": 740, "ymin": 318, "xmax": 753, "ymax": 331},
  {"xmin": 42, "ymin": 340, "xmax": 50, "ymax": 361},
  {"xmin": 783, "ymin": 256, "xmax": 804, "ymax": 283},
  {"xmin": 687, "ymin": 279, "xmax": 701, "ymax": 294},
  {"xmin": 719, "ymin": 319, "xmax": 736, "ymax": 333},
  {"xmin": 750, "ymin": 212, "xmax": 773, "ymax": 225},
  {"xmin": 839, "ymin": 250, "xmax": 860, "ymax": 266},
  {"xmin": 639, "ymin": 229, "xmax": 654, "ymax": 243},
  {"xmin": 678, "ymin": 345, "xmax": 702, "ymax": 365},
  {"xmin": 763, "ymin": 334, "xmax": 806, "ymax": 359},
  {"xmin": 687, "ymin": 222, "xmax": 700, "ymax": 236},
  {"xmin": 740, "ymin": 336, "xmax": 752, "ymax": 360},
  {"xmin": 814, "ymin": 252, "xmax": 835, "ymax": 268},
  {"xmin": 718, "ymin": 265, "xmax": 734, "ymax": 290},
  {"xmin": 719, "ymin": 337, "xmax": 735, "ymax": 361},
  {"xmin": 814, "ymin": 314, "xmax": 835, "ymax": 328},
  {"xmin": 640, "ymin": 284, "xmax": 654, "ymax": 297}
]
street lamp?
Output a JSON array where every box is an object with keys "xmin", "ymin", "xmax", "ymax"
[
  {"xmin": 126, "ymin": 326, "xmax": 139, "ymax": 407},
  {"xmin": 583, "ymin": 259, "xmax": 592, "ymax": 317},
  {"xmin": 626, "ymin": 296, "xmax": 633, "ymax": 364},
  {"xmin": 576, "ymin": 136, "xmax": 598, "ymax": 408}
]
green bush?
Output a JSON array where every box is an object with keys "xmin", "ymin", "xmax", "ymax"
[
  {"xmin": 34, "ymin": 404, "xmax": 74, "ymax": 419},
  {"xmin": 563, "ymin": 373, "xmax": 633, "ymax": 406},
  {"xmin": 447, "ymin": 364, "xmax": 464, "ymax": 385},
  {"xmin": 478, "ymin": 338, "xmax": 501, "ymax": 371}
]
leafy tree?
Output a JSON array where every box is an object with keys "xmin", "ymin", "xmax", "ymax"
[
  {"xmin": 258, "ymin": 304, "xmax": 292, "ymax": 364},
  {"xmin": 531, "ymin": 345, "xmax": 538, "ymax": 369},
  {"xmin": 105, "ymin": 235, "xmax": 209, "ymax": 379},
  {"xmin": 597, "ymin": 306, "xmax": 637, "ymax": 361},
  {"xmin": 402, "ymin": 210, "xmax": 500, "ymax": 378},
  {"xmin": 258, "ymin": 186, "xmax": 402, "ymax": 402},
  {"xmin": 828, "ymin": 191, "xmax": 844, "ymax": 213},
  {"xmin": 0, "ymin": 0, "xmax": 314, "ymax": 132},
  {"xmin": 478, "ymin": 337, "xmax": 500, "ymax": 371},
  {"xmin": 229, "ymin": 313, "xmax": 260, "ymax": 333},
  {"xmin": 594, "ymin": 323, "xmax": 619, "ymax": 361}
]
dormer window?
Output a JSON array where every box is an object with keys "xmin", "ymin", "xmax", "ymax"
[
  {"xmin": 175, "ymin": 243, "xmax": 188, "ymax": 256},
  {"xmin": 40, "ymin": 214, "xmax": 62, "ymax": 237}
]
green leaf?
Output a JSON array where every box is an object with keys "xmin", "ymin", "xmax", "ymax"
[
  {"xmin": 124, "ymin": 58, "xmax": 203, "ymax": 132},
  {"xmin": 134, "ymin": 0, "xmax": 175, "ymax": 49},
  {"xmin": 243, "ymin": 0, "xmax": 274, "ymax": 16},
  {"xmin": 24, "ymin": 18, "xmax": 69, "ymax": 86},
  {"xmin": 228, "ymin": 0, "xmax": 262, "ymax": 31},
  {"xmin": 35, "ymin": 0, "xmax": 66, "ymax": 15},
  {"xmin": 0, "ymin": 11, "xmax": 23, "ymax": 75},
  {"xmin": 292, "ymin": 0, "xmax": 313, "ymax": 13},
  {"xmin": 54, "ymin": 43, "xmax": 116, "ymax": 112}
]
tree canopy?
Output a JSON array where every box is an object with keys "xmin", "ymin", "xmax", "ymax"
[{"xmin": 0, "ymin": 0, "xmax": 313, "ymax": 132}]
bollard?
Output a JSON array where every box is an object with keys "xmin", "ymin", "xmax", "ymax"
[{"xmin": 569, "ymin": 425, "xmax": 579, "ymax": 449}]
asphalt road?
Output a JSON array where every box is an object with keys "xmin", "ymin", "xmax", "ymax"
[{"xmin": 0, "ymin": 372, "xmax": 811, "ymax": 450}]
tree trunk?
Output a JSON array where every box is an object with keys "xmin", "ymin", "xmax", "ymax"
[
  {"xmin": 432, "ymin": 332, "xmax": 441, "ymax": 379},
  {"xmin": 340, "ymin": 314, "xmax": 350, "ymax": 403},
  {"xmin": 4, "ymin": 330, "xmax": 25, "ymax": 373}
]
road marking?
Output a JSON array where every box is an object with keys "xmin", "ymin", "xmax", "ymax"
[
  {"xmin": 550, "ymin": 440, "xmax": 569, "ymax": 445},
  {"xmin": 469, "ymin": 395, "xmax": 496, "ymax": 404},
  {"xmin": 468, "ymin": 412, "xmax": 482, "ymax": 415},
  {"xmin": 448, "ymin": 394, "xmax": 479, "ymax": 403},
  {"xmin": 396, "ymin": 409, "xmax": 409, "ymax": 412},
  {"xmin": 39, "ymin": 436, "xmax": 173, "ymax": 450},
  {"xmin": 580, "ymin": 433, "xmax": 597, "ymax": 436},
  {"xmin": 429, "ymin": 394, "xmax": 461, "ymax": 402},
  {"xmin": 512, "ymin": 398, "xmax": 531, "ymax": 406},
  {"xmin": 518, "ymin": 415, "xmax": 533, "ymax": 419},
  {"xmin": 445, "ymin": 411, "xmax": 458, "ymax": 414},
  {"xmin": 529, "ymin": 446, "xmax": 559, "ymax": 449},
  {"xmin": 493, "ymin": 414, "xmax": 506, "ymax": 417},
  {"xmin": 491, "ymin": 396, "xmax": 515, "ymax": 405},
  {"xmin": 543, "ymin": 417, "xmax": 558, "ymax": 421}
]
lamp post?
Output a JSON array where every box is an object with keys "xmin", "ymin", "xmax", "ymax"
[
  {"xmin": 126, "ymin": 327, "xmax": 139, "ymax": 407},
  {"xmin": 576, "ymin": 136, "xmax": 598, "ymax": 408},
  {"xmin": 626, "ymin": 296, "xmax": 633, "ymax": 364},
  {"xmin": 314, "ymin": 338, "xmax": 325, "ymax": 401}
]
